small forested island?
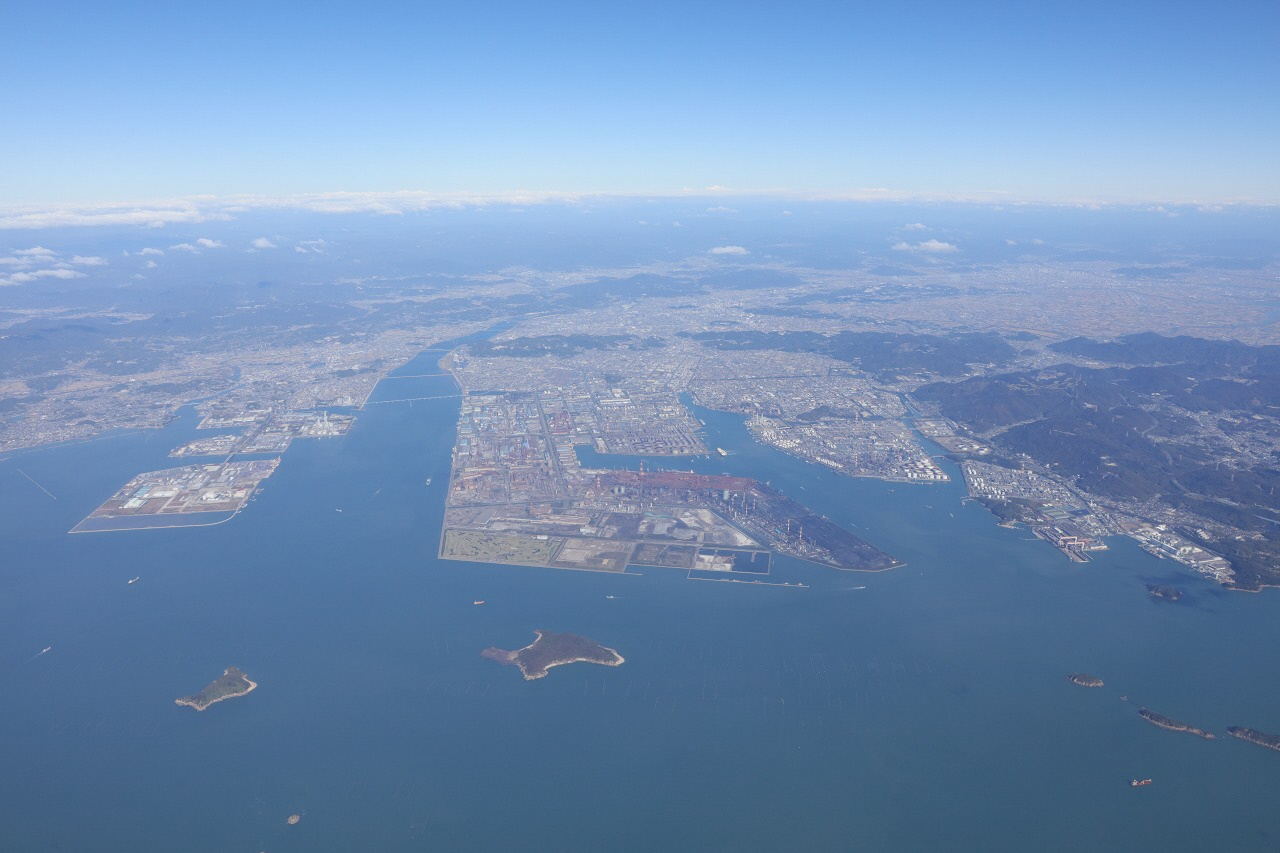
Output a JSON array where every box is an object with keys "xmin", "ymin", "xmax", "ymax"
[
  {"xmin": 1145, "ymin": 584, "xmax": 1183, "ymax": 602},
  {"xmin": 175, "ymin": 666, "xmax": 257, "ymax": 711},
  {"xmin": 482, "ymin": 630, "xmax": 624, "ymax": 681},
  {"xmin": 1139, "ymin": 708, "xmax": 1215, "ymax": 739},
  {"xmin": 1227, "ymin": 727, "xmax": 1280, "ymax": 752},
  {"xmin": 1067, "ymin": 673, "xmax": 1104, "ymax": 687}
]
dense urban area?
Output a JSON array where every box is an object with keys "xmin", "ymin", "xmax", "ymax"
[{"xmin": 3, "ymin": 237, "xmax": 1278, "ymax": 587}]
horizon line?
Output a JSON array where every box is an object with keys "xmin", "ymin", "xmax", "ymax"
[{"xmin": 0, "ymin": 187, "xmax": 1275, "ymax": 230}]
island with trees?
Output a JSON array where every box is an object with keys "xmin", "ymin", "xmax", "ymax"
[
  {"xmin": 1228, "ymin": 726, "xmax": 1280, "ymax": 753},
  {"xmin": 1067, "ymin": 673, "xmax": 1104, "ymax": 687},
  {"xmin": 175, "ymin": 666, "xmax": 257, "ymax": 711},
  {"xmin": 1139, "ymin": 707, "xmax": 1215, "ymax": 739},
  {"xmin": 1145, "ymin": 584, "xmax": 1183, "ymax": 602},
  {"xmin": 482, "ymin": 630, "xmax": 624, "ymax": 681}
]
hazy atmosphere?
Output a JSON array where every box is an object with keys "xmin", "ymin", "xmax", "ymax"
[{"xmin": 4, "ymin": 3, "xmax": 1279, "ymax": 852}]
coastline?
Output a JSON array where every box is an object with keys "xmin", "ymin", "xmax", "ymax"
[{"xmin": 523, "ymin": 651, "xmax": 626, "ymax": 681}]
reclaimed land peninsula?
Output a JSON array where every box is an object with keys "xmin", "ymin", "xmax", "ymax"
[
  {"xmin": 482, "ymin": 631, "xmax": 624, "ymax": 681},
  {"xmin": 1139, "ymin": 708, "xmax": 1215, "ymax": 739},
  {"xmin": 1228, "ymin": 726, "xmax": 1280, "ymax": 753},
  {"xmin": 175, "ymin": 666, "xmax": 257, "ymax": 711}
]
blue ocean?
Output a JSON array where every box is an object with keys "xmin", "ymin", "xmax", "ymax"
[{"xmin": 4, "ymin": 353, "xmax": 1280, "ymax": 851}]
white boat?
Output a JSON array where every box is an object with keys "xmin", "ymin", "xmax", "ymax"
[
  {"xmin": 425, "ymin": 478, "xmax": 433, "ymax": 486},
  {"xmin": 127, "ymin": 577, "xmax": 140, "ymax": 585}
]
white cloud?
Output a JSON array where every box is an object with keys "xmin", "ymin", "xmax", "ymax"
[
  {"xmin": 0, "ymin": 245, "xmax": 108, "ymax": 282},
  {"xmin": 144, "ymin": 260, "xmax": 158, "ymax": 268},
  {"xmin": 0, "ymin": 205, "xmax": 225, "ymax": 230},
  {"xmin": 250, "ymin": 237, "xmax": 276, "ymax": 249},
  {"xmin": 170, "ymin": 238, "xmax": 222, "ymax": 252},
  {"xmin": 710, "ymin": 245, "xmax": 749, "ymax": 255},
  {"xmin": 902, "ymin": 222, "xmax": 928, "ymax": 230},
  {"xmin": 0, "ymin": 191, "xmax": 985, "ymax": 231},
  {"xmin": 28, "ymin": 268, "xmax": 84, "ymax": 279},
  {"xmin": 0, "ymin": 190, "xmax": 1273, "ymax": 234},
  {"xmin": 892, "ymin": 239, "xmax": 958, "ymax": 253},
  {"xmin": 1, "ymin": 268, "xmax": 86, "ymax": 286},
  {"xmin": 219, "ymin": 190, "xmax": 593, "ymax": 216},
  {"xmin": 138, "ymin": 247, "xmax": 164, "ymax": 255},
  {"xmin": 918, "ymin": 239, "xmax": 958, "ymax": 252},
  {"xmin": 294, "ymin": 238, "xmax": 329, "ymax": 254}
]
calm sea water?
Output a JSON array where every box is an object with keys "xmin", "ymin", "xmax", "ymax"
[{"xmin": 4, "ymin": 359, "xmax": 1280, "ymax": 851}]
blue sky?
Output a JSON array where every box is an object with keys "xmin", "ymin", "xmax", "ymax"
[{"xmin": 2, "ymin": 0, "xmax": 1277, "ymax": 206}]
